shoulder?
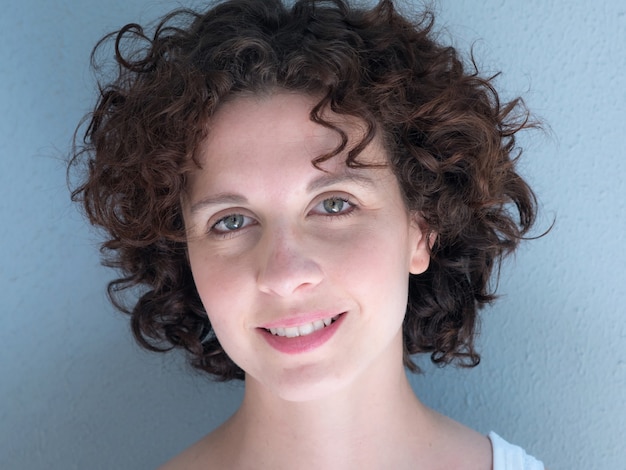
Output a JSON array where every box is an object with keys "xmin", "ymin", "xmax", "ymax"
[
  {"xmin": 157, "ymin": 425, "xmax": 228, "ymax": 470},
  {"xmin": 156, "ymin": 439, "xmax": 210, "ymax": 470},
  {"xmin": 488, "ymin": 432, "xmax": 545, "ymax": 470},
  {"xmin": 423, "ymin": 410, "xmax": 493, "ymax": 470}
]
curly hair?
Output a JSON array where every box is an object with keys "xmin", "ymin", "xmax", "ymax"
[{"xmin": 70, "ymin": 0, "xmax": 538, "ymax": 380}]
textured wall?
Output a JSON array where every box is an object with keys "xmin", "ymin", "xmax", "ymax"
[{"xmin": 1, "ymin": 1, "xmax": 624, "ymax": 469}]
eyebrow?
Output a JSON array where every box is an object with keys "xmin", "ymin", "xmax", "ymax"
[
  {"xmin": 189, "ymin": 193, "xmax": 248, "ymax": 215},
  {"xmin": 306, "ymin": 170, "xmax": 378, "ymax": 192},
  {"xmin": 189, "ymin": 170, "xmax": 378, "ymax": 215}
]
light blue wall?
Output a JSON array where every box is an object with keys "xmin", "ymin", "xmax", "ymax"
[{"xmin": 1, "ymin": 1, "xmax": 624, "ymax": 468}]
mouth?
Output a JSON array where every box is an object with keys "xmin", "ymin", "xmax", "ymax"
[
  {"xmin": 259, "ymin": 312, "xmax": 346, "ymax": 354},
  {"xmin": 264, "ymin": 314, "xmax": 342, "ymax": 338}
]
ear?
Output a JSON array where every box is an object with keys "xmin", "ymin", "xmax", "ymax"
[{"xmin": 409, "ymin": 215, "xmax": 434, "ymax": 275}]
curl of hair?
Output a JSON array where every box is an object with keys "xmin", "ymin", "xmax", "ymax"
[{"xmin": 69, "ymin": 0, "xmax": 538, "ymax": 380}]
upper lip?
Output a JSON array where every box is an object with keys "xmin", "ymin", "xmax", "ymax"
[{"xmin": 258, "ymin": 311, "xmax": 345, "ymax": 329}]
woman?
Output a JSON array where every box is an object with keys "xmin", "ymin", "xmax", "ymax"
[{"xmin": 70, "ymin": 1, "xmax": 545, "ymax": 468}]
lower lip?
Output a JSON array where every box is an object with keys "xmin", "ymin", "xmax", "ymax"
[{"xmin": 259, "ymin": 313, "xmax": 346, "ymax": 355}]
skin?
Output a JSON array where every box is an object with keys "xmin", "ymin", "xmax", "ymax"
[{"xmin": 163, "ymin": 92, "xmax": 492, "ymax": 469}]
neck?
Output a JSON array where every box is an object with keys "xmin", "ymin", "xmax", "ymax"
[{"xmin": 220, "ymin": 336, "xmax": 436, "ymax": 468}]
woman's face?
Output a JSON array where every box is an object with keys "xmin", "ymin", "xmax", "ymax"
[{"xmin": 182, "ymin": 92, "xmax": 430, "ymax": 401}]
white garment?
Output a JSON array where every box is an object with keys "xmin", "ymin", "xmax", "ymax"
[{"xmin": 489, "ymin": 432, "xmax": 544, "ymax": 470}]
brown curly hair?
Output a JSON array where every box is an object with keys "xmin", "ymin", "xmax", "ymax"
[{"xmin": 70, "ymin": 0, "xmax": 538, "ymax": 380}]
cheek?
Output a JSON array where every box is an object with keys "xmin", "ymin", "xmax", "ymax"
[
  {"xmin": 328, "ymin": 225, "xmax": 411, "ymax": 301},
  {"xmin": 187, "ymin": 249, "xmax": 257, "ymax": 368},
  {"xmin": 187, "ymin": 247, "xmax": 252, "ymax": 323}
]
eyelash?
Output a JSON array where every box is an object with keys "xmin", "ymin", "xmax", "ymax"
[
  {"xmin": 312, "ymin": 196, "xmax": 356, "ymax": 219},
  {"xmin": 209, "ymin": 213, "xmax": 255, "ymax": 238},
  {"xmin": 207, "ymin": 196, "xmax": 358, "ymax": 238}
]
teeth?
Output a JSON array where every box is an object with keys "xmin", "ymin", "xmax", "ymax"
[
  {"xmin": 267, "ymin": 315, "xmax": 339, "ymax": 338},
  {"xmin": 298, "ymin": 323, "xmax": 314, "ymax": 336},
  {"xmin": 285, "ymin": 327, "xmax": 299, "ymax": 338}
]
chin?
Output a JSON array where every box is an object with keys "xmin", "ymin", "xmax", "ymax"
[{"xmin": 249, "ymin": 362, "xmax": 359, "ymax": 403}]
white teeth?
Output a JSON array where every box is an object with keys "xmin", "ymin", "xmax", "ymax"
[
  {"xmin": 267, "ymin": 315, "xmax": 339, "ymax": 338},
  {"xmin": 298, "ymin": 323, "xmax": 314, "ymax": 336},
  {"xmin": 284, "ymin": 327, "xmax": 299, "ymax": 338}
]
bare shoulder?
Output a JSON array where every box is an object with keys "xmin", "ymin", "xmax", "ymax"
[
  {"xmin": 426, "ymin": 409, "xmax": 493, "ymax": 470},
  {"xmin": 157, "ymin": 436, "xmax": 213, "ymax": 470},
  {"xmin": 157, "ymin": 424, "xmax": 229, "ymax": 470}
]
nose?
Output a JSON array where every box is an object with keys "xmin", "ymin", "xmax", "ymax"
[{"xmin": 256, "ymin": 226, "xmax": 323, "ymax": 297}]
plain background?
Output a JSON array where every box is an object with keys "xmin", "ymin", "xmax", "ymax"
[{"xmin": 1, "ymin": 0, "xmax": 624, "ymax": 468}]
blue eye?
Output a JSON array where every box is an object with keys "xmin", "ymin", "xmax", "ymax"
[
  {"xmin": 323, "ymin": 197, "xmax": 347, "ymax": 214},
  {"xmin": 316, "ymin": 197, "xmax": 354, "ymax": 216},
  {"xmin": 212, "ymin": 213, "xmax": 253, "ymax": 234}
]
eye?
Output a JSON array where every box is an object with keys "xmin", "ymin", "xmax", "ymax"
[
  {"xmin": 211, "ymin": 213, "xmax": 254, "ymax": 235},
  {"xmin": 313, "ymin": 196, "xmax": 355, "ymax": 216}
]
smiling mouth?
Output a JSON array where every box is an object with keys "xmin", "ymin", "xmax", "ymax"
[{"xmin": 264, "ymin": 314, "xmax": 342, "ymax": 338}]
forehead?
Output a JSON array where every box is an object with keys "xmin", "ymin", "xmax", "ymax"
[
  {"xmin": 195, "ymin": 92, "xmax": 383, "ymax": 173},
  {"xmin": 182, "ymin": 91, "xmax": 395, "ymax": 212}
]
